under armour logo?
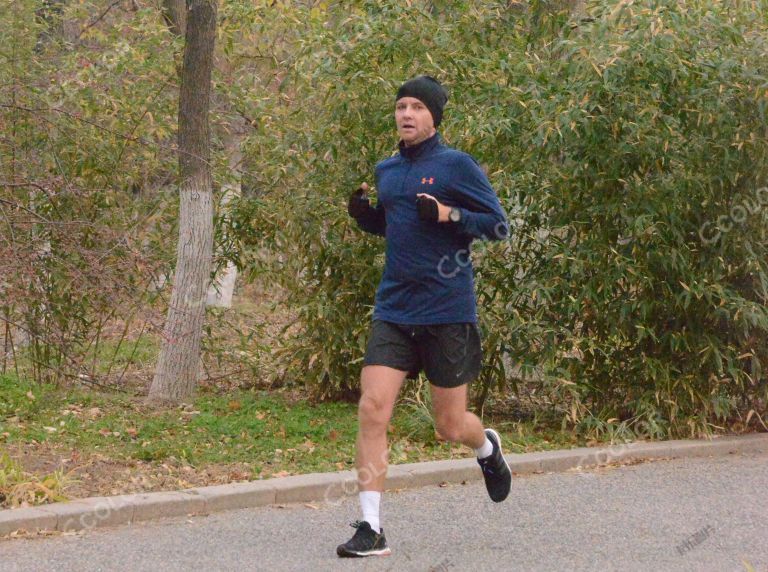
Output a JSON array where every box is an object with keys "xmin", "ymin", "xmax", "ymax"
[{"xmin": 421, "ymin": 177, "xmax": 434, "ymax": 185}]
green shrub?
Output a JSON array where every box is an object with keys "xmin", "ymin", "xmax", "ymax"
[
  {"xmin": 231, "ymin": 1, "xmax": 522, "ymax": 399},
  {"xmin": 0, "ymin": 0, "xmax": 178, "ymax": 386},
  {"xmin": 516, "ymin": 0, "xmax": 768, "ymax": 436},
  {"xmin": 231, "ymin": 0, "xmax": 768, "ymax": 436}
]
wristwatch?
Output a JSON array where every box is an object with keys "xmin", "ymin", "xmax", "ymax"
[{"xmin": 449, "ymin": 207, "xmax": 462, "ymax": 223}]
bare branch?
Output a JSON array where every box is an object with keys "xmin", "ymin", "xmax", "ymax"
[
  {"xmin": 0, "ymin": 197, "xmax": 52, "ymax": 223},
  {"xmin": 75, "ymin": 0, "xmax": 124, "ymax": 40}
]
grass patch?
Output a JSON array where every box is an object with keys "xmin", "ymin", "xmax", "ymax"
[
  {"xmin": 0, "ymin": 372, "xmax": 589, "ymax": 504},
  {"xmin": 0, "ymin": 373, "xmax": 361, "ymax": 483}
]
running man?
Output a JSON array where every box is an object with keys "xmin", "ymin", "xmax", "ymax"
[{"xmin": 337, "ymin": 75, "xmax": 511, "ymax": 558}]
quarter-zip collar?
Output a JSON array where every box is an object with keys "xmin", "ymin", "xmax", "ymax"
[{"xmin": 398, "ymin": 132, "xmax": 441, "ymax": 161}]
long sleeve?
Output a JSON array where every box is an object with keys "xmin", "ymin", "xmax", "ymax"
[
  {"xmin": 449, "ymin": 154, "xmax": 508, "ymax": 241},
  {"xmin": 354, "ymin": 202, "xmax": 386, "ymax": 237}
]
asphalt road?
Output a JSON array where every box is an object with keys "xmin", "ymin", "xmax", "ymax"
[{"xmin": 1, "ymin": 451, "xmax": 766, "ymax": 572}]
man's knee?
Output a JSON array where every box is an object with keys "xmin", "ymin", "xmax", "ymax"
[
  {"xmin": 434, "ymin": 416, "xmax": 465, "ymax": 443},
  {"xmin": 358, "ymin": 394, "xmax": 390, "ymax": 430}
]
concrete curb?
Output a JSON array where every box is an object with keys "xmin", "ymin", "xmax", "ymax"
[{"xmin": 1, "ymin": 433, "xmax": 765, "ymax": 537}]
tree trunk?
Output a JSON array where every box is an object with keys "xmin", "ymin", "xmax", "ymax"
[
  {"xmin": 148, "ymin": 0, "xmax": 217, "ymax": 403},
  {"xmin": 206, "ymin": 129, "xmax": 243, "ymax": 308},
  {"xmin": 205, "ymin": 184, "xmax": 239, "ymax": 308},
  {"xmin": 159, "ymin": 0, "xmax": 239, "ymax": 309}
]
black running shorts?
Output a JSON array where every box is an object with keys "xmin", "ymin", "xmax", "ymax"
[{"xmin": 363, "ymin": 320, "xmax": 483, "ymax": 388}]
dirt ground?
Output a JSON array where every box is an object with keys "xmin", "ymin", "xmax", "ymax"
[{"xmin": 5, "ymin": 439, "xmax": 260, "ymax": 506}]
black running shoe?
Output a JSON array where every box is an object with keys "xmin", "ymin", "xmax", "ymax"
[
  {"xmin": 477, "ymin": 428, "xmax": 512, "ymax": 502},
  {"xmin": 336, "ymin": 520, "xmax": 391, "ymax": 558}
]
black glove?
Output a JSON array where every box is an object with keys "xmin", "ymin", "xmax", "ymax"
[
  {"xmin": 348, "ymin": 187, "xmax": 370, "ymax": 219},
  {"xmin": 416, "ymin": 195, "xmax": 439, "ymax": 222}
]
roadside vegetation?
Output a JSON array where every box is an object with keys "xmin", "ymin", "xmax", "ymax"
[
  {"xmin": 2, "ymin": 0, "xmax": 767, "ymax": 508},
  {"xmin": 0, "ymin": 367, "xmax": 586, "ymax": 507}
]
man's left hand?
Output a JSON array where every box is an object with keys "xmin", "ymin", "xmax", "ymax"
[{"xmin": 416, "ymin": 193, "xmax": 450, "ymax": 223}]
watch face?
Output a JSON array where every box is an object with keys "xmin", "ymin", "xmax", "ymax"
[{"xmin": 450, "ymin": 208, "xmax": 461, "ymax": 222}]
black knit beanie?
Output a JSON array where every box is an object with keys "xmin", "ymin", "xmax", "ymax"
[{"xmin": 396, "ymin": 75, "xmax": 448, "ymax": 127}]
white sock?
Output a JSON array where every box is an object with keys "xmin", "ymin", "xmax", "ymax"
[
  {"xmin": 475, "ymin": 436, "xmax": 494, "ymax": 459},
  {"xmin": 359, "ymin": 491, "xmax": 381, "ymax": 533}
]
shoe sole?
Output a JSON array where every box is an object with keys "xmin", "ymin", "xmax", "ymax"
[
  {"xmin": 485, "ymin": 428, "xmax": 512, "ymax": 502},
  {"xmin": 337, "ymin": 547, "xmax": 392, "ymax": 558}
]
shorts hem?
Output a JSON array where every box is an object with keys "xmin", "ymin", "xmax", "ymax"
[
  {"xmin": 371, "ymin": 316, "xmax": 478, "ymax": 326},
  {"xmin": 362, "ymin": 360, "xmax": 412, "ymax": 372}
]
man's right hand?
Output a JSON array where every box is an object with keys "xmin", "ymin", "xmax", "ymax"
[{"xmin": 348, "ymin": 183, "xmax": 370, "ymax": 218}]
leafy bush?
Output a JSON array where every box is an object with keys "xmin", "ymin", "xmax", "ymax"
[
  {"xmin": 517, "ymin": 0, "xmax": 768, "ymax": 436},
  {"xmin": 233, "ymin": 0, "xmax": 768, "ymax": 437},
  {"xmin": 0, "ymin": 0, "xmax": 178, "ymax": 385},
  {"xmin": 232, "ymin": 1, "xmax": 520, "ymax": 399}
]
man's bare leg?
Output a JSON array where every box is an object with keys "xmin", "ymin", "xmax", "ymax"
[
  {"xmin": 431, "ymin": 382, "xmax": 511, "ymax": 502},
  {"xmin": 356, "ymin": 365, "xmax": 407, "ymax": 493},
  {"xmin": 429, "ymin": 383, "xmax": 485, "ymax": 449}
]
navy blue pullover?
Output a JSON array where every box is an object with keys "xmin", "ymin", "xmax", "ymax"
[{"xmin": 355, "ymin": 133, "xmax": 508, "ymax": 324}]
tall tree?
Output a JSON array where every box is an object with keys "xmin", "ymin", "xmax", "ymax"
[
  {"xmin": 148, "ymin": 0, "xmax": 217, "ymax": 403},
  {"xmin": 160, "ymin": 0, "xmax": 242, "ymax": 310}
]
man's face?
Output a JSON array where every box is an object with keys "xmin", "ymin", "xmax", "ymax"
[{"xmin": 395, "ymin": 97, "xmax": 435, "ymax": 147}]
